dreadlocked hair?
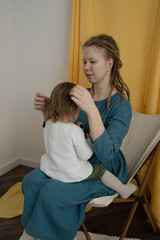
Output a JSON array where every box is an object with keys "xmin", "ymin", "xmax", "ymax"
[
  {"xmin": 83, "ymin": 34, "xmax": 130, "ymax": 114},
  {"xmin": 45, "ymin": 82, "xmax": 78, "ymax": 122}
]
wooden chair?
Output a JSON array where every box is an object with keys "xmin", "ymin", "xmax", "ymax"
[{"xmin": 81, "ymin": 111, "xmax": 160, "ymax": 240}]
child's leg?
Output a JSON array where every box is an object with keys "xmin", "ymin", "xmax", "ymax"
[{"xmin": 100, "ymin": 170, "xmax": 137, "ymax": 199}]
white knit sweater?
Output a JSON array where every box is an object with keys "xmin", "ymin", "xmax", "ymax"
[{"xmin": 40, "ymin": 120, "xmax": 93, "ymax": 182}]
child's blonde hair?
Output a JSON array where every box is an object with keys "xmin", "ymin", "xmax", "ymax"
[{"xmin": 45, "ymin": 82, "xmax": 78, "ymax": 122}]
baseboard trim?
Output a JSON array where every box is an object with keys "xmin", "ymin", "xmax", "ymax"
[
  {"xmin": 0, "ymin": 158, "xmax": 40, "ymax": 176},
  {"xmin": 0, "ymin": 158, "xmax": 20, "ymax": 176},
  {"xmin": 20, "ymin": 158, "xmax": 40, "ymax": 169}
]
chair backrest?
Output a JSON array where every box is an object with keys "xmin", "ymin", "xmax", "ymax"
[{"xmin": 121, "ymin": 111, "xmax": 160, "ymax": 182}]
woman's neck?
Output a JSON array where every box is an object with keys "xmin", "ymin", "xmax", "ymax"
[{"xmin": 92, "ymin": 83, "xmax": 117, "ymax": 101}]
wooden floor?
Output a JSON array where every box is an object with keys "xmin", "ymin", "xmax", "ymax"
[{"xmin": 0, "ymin": 165, "xmax": 160, "ymax": 240}]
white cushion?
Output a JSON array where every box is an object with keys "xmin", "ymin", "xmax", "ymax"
[{"xmin": 88, "ymin": 193, "xmax": 119, "ymax": 207}]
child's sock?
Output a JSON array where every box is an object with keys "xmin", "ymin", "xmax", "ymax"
[{"xmin": 100, "ymin": 170, "xmax": 137, "ymax": 199}]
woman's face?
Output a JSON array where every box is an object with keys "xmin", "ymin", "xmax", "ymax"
[{"xmin": 82, "ymin": 46, "xmax": 112, "ymax": 85}]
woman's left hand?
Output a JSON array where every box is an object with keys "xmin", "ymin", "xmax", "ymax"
[{"xmin": 70, "ymin": 85, "xmax": 96, "ymax": 115}]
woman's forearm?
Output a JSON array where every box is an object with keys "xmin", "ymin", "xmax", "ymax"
[
  {"xmin": 87, "ymin": 106, "xmax": 105, "ymax": 143},
  {"xmin": 69, "ymin": 85, "xmax": 105, "ymax": 142},
  {"xmin": 42, "ymin": 111, "xmax": 48, "ymax": 122}
]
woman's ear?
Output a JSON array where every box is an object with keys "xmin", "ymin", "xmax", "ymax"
[
  {"xmin": 106, "ymin": 58, "xmax": 114, "ymax": 72},
  {"xmin": 108, "ymin": 58, "xmax": 114, "ymax": 69}
]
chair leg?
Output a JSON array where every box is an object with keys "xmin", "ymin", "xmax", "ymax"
[
  {"xmin": 135, "ymin": 145, "xmax": 160, "ymax": 234},
  {"xmin": 119, "ymin": 194, "xmax": 160, "ymax": 240},
  {"xmin": 142, "ymin": 195, "xmax": 160, "ymax": 234},
  {"xmin": 81, "ymin": 222, "xmax": 91, "ymax": 240},
  {"xmin": 136, "ymin": 175, "xmax": 160, "ymax": 234},
  {"xmin": 119, "ymin": 142, "xmax": 160, "ymax": 240},
  {"xmin": 119, "ymin": 200, "xmax": 140, "ymax": 240}
]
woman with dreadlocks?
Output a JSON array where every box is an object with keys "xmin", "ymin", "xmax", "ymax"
[{"xmin": 20, "ymin": 34, "xmax": 134, "ymax": 240}]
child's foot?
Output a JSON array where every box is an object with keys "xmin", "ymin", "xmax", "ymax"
[{"xmin": 120, "ymin": 183, "xmax": 137, "ymax": 199}]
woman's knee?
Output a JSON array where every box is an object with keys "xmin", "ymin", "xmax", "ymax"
[
  {"xmin": 22, "ymin": 168, "xmax": 46, "ymax": 193},
  {"xmin": 38, "ymin": 181, "xmax": 65, "ymax": 205}
]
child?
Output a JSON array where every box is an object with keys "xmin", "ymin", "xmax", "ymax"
[{"xmin": 40, "ymin": 81, "xmax": 137, "ymax": 199}]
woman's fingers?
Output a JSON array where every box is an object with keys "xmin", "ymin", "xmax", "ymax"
[
  {"xmin": 70, "ymin": 85, "xmax": 89, "ymax": 100},
  {"xmin": 35, "ymin": 92, "xmax": 49, "ymax": 102},
  {"xmin": 74, "ymin": 85, "xmax": 86, "ymax": 92},
  {"xmin": 70, "ymin": 85, "xmax": 95, "ymax": 114},
  {"xmin": 34, "ymin": 92, "xmax": 49, "ymax": 112},
  {"xmin": 34, "ymin": 96, "xmax": 45, "ymax": 104},
  {"xmin": 36, "ymin": 92, "xmax": 44, "ymax": 97},
  {"xmin": 70, "ymin": 85, "xmax": 85, "ymax": 93},
  {"xmin": 70, "ymin": 96, "xmax": 81, "ymax": 107}
]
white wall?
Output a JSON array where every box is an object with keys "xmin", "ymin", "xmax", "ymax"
[
  {"xmin": 0, "ymin": 0, "xmax": 73, "ymax": 175},
  {"xmin": 0, "ymin": 0, "xmax": 19, "ymax": 174}
]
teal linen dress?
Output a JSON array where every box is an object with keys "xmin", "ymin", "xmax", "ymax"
[{"xmin": 21, "ymin": 92, "xmax": 132, "ymax": 240}]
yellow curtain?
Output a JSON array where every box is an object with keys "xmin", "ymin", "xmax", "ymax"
[{"xmin": 68, "ymin": 0, "xmax": 160, "ymax": 227}]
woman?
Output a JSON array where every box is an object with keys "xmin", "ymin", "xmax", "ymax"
[{"xmin": 20, "ymin": 34, "xmax": 132, "ymax": 240}]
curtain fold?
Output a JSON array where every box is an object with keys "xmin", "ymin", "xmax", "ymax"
[
  {"xmin": 68, "ymin": 0, "xmax": 80, "ymax": 84},
  {"xmin": 144, "ymin": 1, "xmax": 160, "ymax": 114},
  {"xmin": 68, "ymin": 0, "xmax": 160, "ymax": 227}
]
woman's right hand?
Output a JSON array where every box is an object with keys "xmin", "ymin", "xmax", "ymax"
[{"xmin": 34, "ymin": 92, "xmax": 49, "ymax": 113}]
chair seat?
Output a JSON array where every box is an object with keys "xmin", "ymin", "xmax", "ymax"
[
  {"xmin": 82, "ymin": 111, "xmax": 160, "ymax": 240},
  {"xmin": 88, "ymin": 193, "xmax": 119, "ymax": 207}
]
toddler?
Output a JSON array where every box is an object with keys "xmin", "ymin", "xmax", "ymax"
[{"xmin": 40, "ymin": 82, "xmax": 137, "ymax": 199}]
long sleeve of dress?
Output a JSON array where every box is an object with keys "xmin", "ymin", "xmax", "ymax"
[{"xmin": 91, "ymin": 103, "xmax": 132, "ymax": 164}]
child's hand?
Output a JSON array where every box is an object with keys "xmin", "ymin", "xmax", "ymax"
[
  {"xmin": 85, "ymin": 133, "xmax": 90, "ymax": 139},
  {"xmin": 76, "ymin": 122, "xmax": 90, "ymax": 139},
  {"xmin": 34, "ymin": 92, "xmax": 49, "ymax": 113},
  {"xmin": 76, "ymin": 121, "xmax": 83, "ymax": 128}
]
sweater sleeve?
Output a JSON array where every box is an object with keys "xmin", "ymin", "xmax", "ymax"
[
  {"xmin": 91, "ymin": 101, "xmax": 132, "ymax": 164},
  {"xmin": 72, "ymin": 125, "xmax": 93, "ymax": 161}
]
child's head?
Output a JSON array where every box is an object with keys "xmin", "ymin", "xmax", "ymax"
[{"xmin": 46, "ymin": 82, "xmax": 79, "ymax": 122}]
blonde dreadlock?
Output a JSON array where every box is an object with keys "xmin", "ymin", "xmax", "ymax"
[{"xmin": 83, "ymin": 34, "xmax": 130, "ymax": 114}]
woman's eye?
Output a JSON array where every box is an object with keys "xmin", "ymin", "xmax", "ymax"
[{"xmin": 91, "ymin": 61, "xmax": 96, "ymax": 64}]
